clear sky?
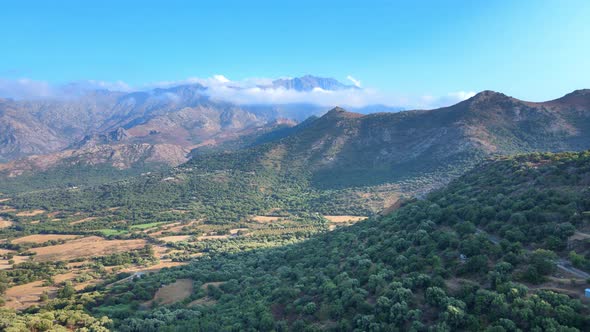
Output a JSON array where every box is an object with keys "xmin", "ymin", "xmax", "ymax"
[{"xmin": 1, "ymin": 0, "xmax": 589, "ymax": 103}]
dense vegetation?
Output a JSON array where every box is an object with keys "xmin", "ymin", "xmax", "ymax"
[
  {"xmin": 0, "ymin": 163, "xmax": 164, "ymax": 194},
  {"xmin": 39, "ymin": 151, "xmax": 586, "ymax": 331}
]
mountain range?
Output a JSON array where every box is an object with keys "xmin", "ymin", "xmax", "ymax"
[
  {"xmin": 1, "ymin": 87, "xmax": 589, "ymax": 194},
  {"xmin": 0, "ymin": 75, "xmax": 402, "ymax": 167},
  {"xmin": 186, "ymin": 89, "xmax": 590, "ymax": 192}
]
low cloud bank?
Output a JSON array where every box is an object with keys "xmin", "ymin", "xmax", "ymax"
[{"xmin": 0, "ymin": 75, "xmax": 474, "ymax": 109}]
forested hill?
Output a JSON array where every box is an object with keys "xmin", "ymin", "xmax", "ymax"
[{"xmin": 89, "ymin": 151, "xmax": 590, "ymax": 331}]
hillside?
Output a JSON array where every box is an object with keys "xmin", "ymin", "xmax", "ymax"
[
  {"xmin": 32, "ymin": 150, "xmax": 589, "ymax": 331},
  {"xmin": 205, "ymin": 90, "xmax": 590, "ymax": 190},
  {"xmin": 4, "ymin": 89, "xmax": 590, "ymax": 207}
]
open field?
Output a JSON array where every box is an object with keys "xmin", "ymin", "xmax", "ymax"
[
  {"xmin": 130, "ymin": 222, "xmax": 167, "ymax": 230},
  {"xmin": 30, "ymin": 236, "xmax": 147, "ymax": 262},
  {"xmin": 5, "ymin": 281, "xmax": 57, "ymax": 310},
  {"xmin": 0, "ymin": 198, "xmax": 10, "ymax": 203},
  {"xmin": 323, "ymin": 215, "xmax": 367, "ymax": 223},
  {"xmin": 229, "ymin": 228, "xmax": 249, "ymax": 235},
  {"xmin": 11, "ymin": 234, "xmax": 79, "ymax": 244},
  {"xmin": 188, "ymin": 296, "xmax": 217, "ymax": 307},
  {"xmin": 197, "ymin": 234, "xmax": 229, "ymax": 241},
  {"xmin": 149, "ymin": 279, "xmax": 193, "ymax": 306},
  {"xmin": 0, "ymin": 255, "xmax": 30, "ymax": 270},
  {"xmin": 15, "ymin": 209, "xmax": 46, "ymax": 217},
  {"xmin": 251, "ymin": 215, "xmax": 283, "ymax": 223},
  {"xmin": 159, "ymin": 235, "xmax": 192, "ymax": 243},
  {"xmin": 149, "ymin": 221, "xmax": 198, "ymax": 236},
  {"xmin": 97, "ymin": 229, "xmax": 128, "ymax": 236},
  {"xmin": 69, "ymin": 217, "xmax": 97, "ymax": 225},
  {"xmin": 0, "ymin": 218, "xmax": 13, "ymax": 229}
]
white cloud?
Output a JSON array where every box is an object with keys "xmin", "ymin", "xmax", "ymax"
[
  {"xmin": 0, "ymin": 76, "xmax": 475, "ymax": 110},
  {"xmin": 0, "ymin": 78, "xmax": 54, "ymax": 99},
  {"xmin": 415, "ymin": 91, "xmax": 476, "ymax": 109},
  {"xmin": 0, "ymin": 78, "xmax": 134, "ymax": 100},
  {"xmin": 213, "ymin": 75, "xmax": 230, "ymax": 83},
  {"xmin": 346, "ymin": 75, "xmax": 361, "ymax": 88}
]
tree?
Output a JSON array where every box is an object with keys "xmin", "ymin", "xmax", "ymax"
[{"xmin": 57, "ymin": 281, "xmax": 76, "ymax": 299}]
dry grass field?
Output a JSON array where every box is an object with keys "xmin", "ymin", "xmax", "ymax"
[
  {"xmin": 149, "ymin": 279, "xmax": 194, "ymax": 306},
  {"xmin": 11, "ymin": 234, "xmax": 79, "ymax": 244},
  {"xmin": 229, "ymin": 228, "xmax": 249, "ymax": 235},
  {"xmin": 15, "ymin": 209, "xmax": 46, "ymax": 217},
  {"xmin": 159, "ymin": 235, "xmax": 192, "ymax": 243},
  {"xmin": 0, "ymin": 252, "xmax": 30, "ymax": 270},
  {"xmin": 0, "ymin": 218, "xmax": 13, "ymax": 229},
  {"xmin": 69, "ymin": 217, "xmax": 97, "ymax": 225},
  {"xmin": 4, "ymin": 281, "xmax": 57, "ymax": 310},
  {"xmin": 30, "ymin": 236, "xmax": 147, "ymax": 262},
  {"xmin": 251, "ymin": 216, "xmax": 281, "ymax": 223},
  {"xmin": 197, "ymin": 234, "xmax": 229, "ymax": 241},
  {"xmin": 323, "ymin": 215, "xmax": 367, "ymax": 223}
]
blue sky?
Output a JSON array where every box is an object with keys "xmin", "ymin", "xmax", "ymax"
[{"xmin": 0, "ymin": 0, "xmax": 589, "ymax": 106}]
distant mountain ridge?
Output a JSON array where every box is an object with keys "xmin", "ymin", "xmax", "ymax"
[
  {"xmin": 2, "ymin": 87, "xmax": 589, "ymax": 193},
  {"xmin": 188, "ymin": 89, "xmax": 590, "ymax": 191},
  {"xmin": 265, "ymin": 75, "xmax": 359, "ymax": 91},
  {"xmin": 0, "ymin": 75, "xmax": 387, "ymax": 164}
]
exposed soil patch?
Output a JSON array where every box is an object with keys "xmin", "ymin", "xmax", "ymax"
[
  {"xmin": 188, "ymin": 296, "xmax": 217, "ymax": 307},
  {"xmin": 159, "ymin": 235, "xmax": 191, "ymax": 243},
  {"xmin": 147, "ymin": 279, "xmax": 194, "ymax": 307},
  {"xmin": 12, "ymin": 234, "xmax": 79, "ymax": 244},
  {"xmin": 197, "ymin": 234, "xmax": 229, "ymax": 241},
  {"xmin": 69, "ymin": 217, "xmax": 97, "ymax": 225},
  {"xmin": 0, "ymin": 255, "xmax": 29, "ymax": 270},
  {"xmin": 323, "ymin": 215, "xmax": 367, "ymax": 223},
  {"xmin": 15, "ymin": 209, "xmax": 45, "ymax": 217},
  {"xmin": 5, "ymin": 280, "xmax": 57, "ymax": 310},
  {"xmin": 0, "ymin": 218, "xmax": 13, "ymax": 229},
  {"xmin": 201, "ymin": 281, "xmax": 225, "ymax": 290},
  {"xmin": 252, "ymin": 216, "xmax": 282, "ymax": 223},
  {"xmin": 30, "ymin": 236, "xmax": 147, "ymax": 262}
]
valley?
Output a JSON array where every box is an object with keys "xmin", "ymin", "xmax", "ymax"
[
  {"xmin": 0, "ymin": 190, "xmax": 370, "ymax": 311},
  {"xmin": 3, "ymin": 2, "xmax": 589, "ymax": 330}
]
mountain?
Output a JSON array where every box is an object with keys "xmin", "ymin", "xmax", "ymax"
[
  {"xmin": 0, "ymin": 143, "xmax": 190, "ymax": 177},
  {"xmin": 210, "ymin": 90, "xmax": 590, "ymax": 190},
  {"xmin": 2, "ymin": 88, "xmax": 589, "ymax": 195},
  {"xmin": 0, "ymin": 75, "xmax": 386, "ymax": 165},
  {"xmin": 266, "ymin": 75, "xmax": 359, "ymax": 91},
  {"xmin": 0, "ymin": 84, "xmax": 275, "ymax": 163}
]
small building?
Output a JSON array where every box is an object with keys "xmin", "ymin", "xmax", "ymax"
[{"xmin": 585, "ymin": 288, "xmax": 590, "ymax": 298}]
